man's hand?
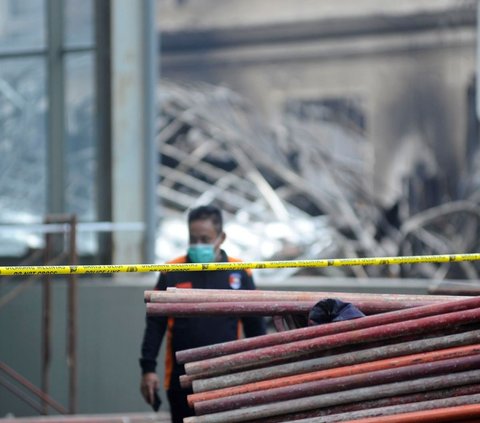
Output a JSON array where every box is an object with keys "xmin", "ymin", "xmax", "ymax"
[{"xmin": 140, "ymin": 372, "xmax": 160, "ymax": 405}]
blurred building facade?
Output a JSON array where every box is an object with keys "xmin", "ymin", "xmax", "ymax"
[{"xmin": 158, "ymin": 0, "xmax": 478, "ymax": 209}]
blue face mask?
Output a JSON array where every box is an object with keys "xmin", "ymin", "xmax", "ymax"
[{"xmin": 188, "ymin": 244, "xmax": 216, "ymax": 263}]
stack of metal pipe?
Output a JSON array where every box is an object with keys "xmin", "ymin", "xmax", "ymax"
[{"xmin": 145, "ymin": 289, "xmax": 480, "ymax": 422}]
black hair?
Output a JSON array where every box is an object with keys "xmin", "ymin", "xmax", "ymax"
[{"xmin": 187, "ymin": 205, "xmax": 223, "ymax": 233}]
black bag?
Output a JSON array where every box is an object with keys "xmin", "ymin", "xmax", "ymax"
[{"xmin": 308, "ymin": 298, "xmax": 365, "ymax": 326}]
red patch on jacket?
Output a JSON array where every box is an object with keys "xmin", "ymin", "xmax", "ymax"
[{"xmin": 176, "ymin": 281, "xmax": 193, "ymax": 289}]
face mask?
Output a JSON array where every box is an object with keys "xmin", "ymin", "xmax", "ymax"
[{"xmin": 188, "ymin": 244, "xmax": 216, "ymax": 263}]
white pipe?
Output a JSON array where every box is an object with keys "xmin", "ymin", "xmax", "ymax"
[{"xmin": 0, "ymin": 222, "xmax": 145, "ymax": 234}]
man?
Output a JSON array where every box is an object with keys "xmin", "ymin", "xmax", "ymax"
[{"xmin": 139, "ymin": 205, "xmax": 266, "ymax": 422}]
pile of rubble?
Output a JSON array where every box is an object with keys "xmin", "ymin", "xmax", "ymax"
[{"xmin": 155, "ymin": 80, "xmax": 480, "ymax": 280}]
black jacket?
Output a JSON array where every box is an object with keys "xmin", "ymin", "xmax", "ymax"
[{"xmin": 140, "ymin": 250, "xmax": 266, "ymax": 389}]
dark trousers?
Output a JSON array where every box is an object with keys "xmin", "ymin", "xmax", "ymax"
[{"xmin": 167, "ymin": 388, "xmax": 194, "ymax": 423}]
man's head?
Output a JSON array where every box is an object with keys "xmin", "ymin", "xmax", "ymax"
[{"xmin": 187, "ymin": 205, "xmax": 226, "ymax": 262}]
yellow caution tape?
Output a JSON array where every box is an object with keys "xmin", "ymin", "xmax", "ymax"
[{"xmin": 0, "ymin": 253, "xmax": 479, "ymax": 276}]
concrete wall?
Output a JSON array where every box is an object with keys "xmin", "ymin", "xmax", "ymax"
[
  {"xmin": 158, "ymin": 0, "xmax": 477, "ymax": 208},
  {"xmin": 157, "ymin": 0, "xmax": 471, "ymax": 30},
  {"xmin": 0, "ymin": 276, "xmax": 165, "ymax": 418}
]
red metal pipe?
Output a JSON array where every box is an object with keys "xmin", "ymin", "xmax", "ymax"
[
  {"xmin": 190, "ymin": 329, "xmax": 480, "ymax": 392},
  {"xmin": 310, "ymin": 393, "xmax": 480, "ymax": 423},
  {"xmin": 193, "ymin": 354, "xmax": 480, "ymax": 415},
  {"xmin": 186, "ymin": 326, "xmax": 480, "ymax": 389},
  {"xmin": 187, "ymin": 343, "xmax": 480, "ymax": 406},
  {"xmin": 147, "ymin": 288, "xmax": 462, "ymax": 304},
  {"xmin": 147, "ymin": 300, "xmax": 314, "ymax": 316},
  {"xmin": 272, "ymin": 315, "xmax": 289, "ymax": 332},
  {"xmin": 338, "ymin": 403, "xmax": 480, "ymax": 423},
  {"xmin": 0, "ymin": 377, "xmax": 45, "ymax": 414},
  {"xmin": 67, "ymin": 214, "xmax": 78, "ymax": 414},
  {"xmin": 183, "ymin": 369, "xmax": 480, "ymax": 423},
  {"xmin": 184, "ymin": 306, "xmax": 480, "ymax": 377},
  {"xmin": 176, "ymin": 295, "xmax": 480, "ymax": 365},
  {"xmin": 146, "ymin": 299, "xmax": 420, "ymax": 317},
  {"xmin": 145, "ymin": 289, "xmax": 458, "ymax": 305},
  {"xmin": 42, "ymin": 228, "xmax": 53, "ymax": 415},
  {"xmin": 0, "ymin": 362, "xmax": 67, "ymax": 414},
  {"xmin": 0, "ymin": 414, "xmax": 170, "ymax": 423},
  {"xmin": 249, "ymin": 383, "xmax": 480, "ymax": 423}
]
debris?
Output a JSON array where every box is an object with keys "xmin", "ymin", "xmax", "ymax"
[{"xmin": 156, "ymin": 80, "xmax": 480, "ymax": 280}]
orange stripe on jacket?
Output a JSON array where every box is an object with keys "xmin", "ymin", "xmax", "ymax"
[
  {"xmin": 164, "ymin": 317, "xmax": 175, "ymax": 389},
  {"xmin": 163, "ymin": 255, "xmax": 188, "ymax": 389},
  {"xmin": 228, "ymin": 256, "xmax": 249, "ymax": 338},
  {"xmin": 228, "ymin": 256, "xmax": 252, "ymax": 276}
]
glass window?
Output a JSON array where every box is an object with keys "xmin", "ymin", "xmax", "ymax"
[
  {"xmin": 0, "ymin": 57, "xmax": 47, "ymax": 255},
  {"xmin": 64, "ymin": 0, "xmax": 94, "ymax": 48},
  {"xmin": 65, "ymin": 52, "xmax": 97, "ymax": 254},
  {"xmin": 0, "ymin": 0, "xmax": 100, "ymax": 260},
  {"xmin": 0, "ymin": 0, "xmax": 45, "ymax": 53}
]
